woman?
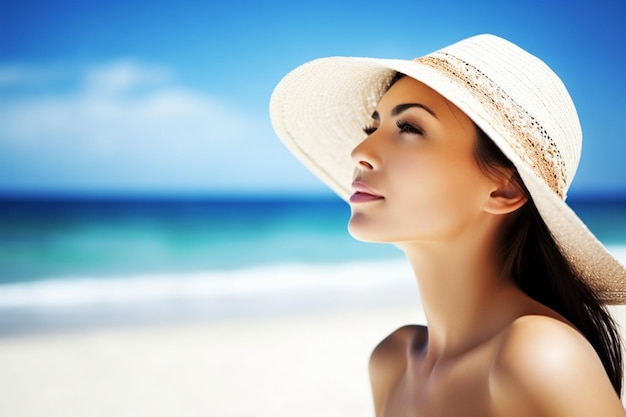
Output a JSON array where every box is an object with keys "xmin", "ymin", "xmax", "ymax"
[{"xmin": 270, "ymin": 34, "xmax": 626, "ymax": 416}]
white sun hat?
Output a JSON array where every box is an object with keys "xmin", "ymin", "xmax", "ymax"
[{"xmin": 270, "ymin": 34, "xmax": 626, "ymax": 304}]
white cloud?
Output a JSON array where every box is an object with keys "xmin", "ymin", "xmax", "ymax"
[
  {"xmin": 0, "ymin": 60, "xmax": 320, "ymax": 193},
  {"xmin": 82, "ymin": 60, "xmax": 171, "ymax": 95},
  {"xmin": 0, "ymin": 60, "xmax": 241, "ymax": 147}
]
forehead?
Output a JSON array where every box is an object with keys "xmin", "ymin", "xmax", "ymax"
[{"xmin": 376, "ymin": 76, "xmax": 467, "ymax": 120}]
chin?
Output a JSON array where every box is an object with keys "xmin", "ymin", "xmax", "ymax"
[{"xmin": 348, "ymin": 219, "xmax": 386, "ymax": 243}]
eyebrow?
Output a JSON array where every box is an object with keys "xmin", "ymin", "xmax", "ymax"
[{"xmin": 371, "ymin": 103, "xmax": 438, "ymax": 120}]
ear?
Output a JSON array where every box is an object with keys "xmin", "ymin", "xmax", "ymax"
[{"xmin": 484, "ymin": 176, "xmax": 528, "ymax": 215}]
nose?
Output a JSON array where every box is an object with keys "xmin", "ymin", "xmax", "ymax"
[{"xmin": 350, "ymin": 135, "xmax": 379, "ymax": 171}]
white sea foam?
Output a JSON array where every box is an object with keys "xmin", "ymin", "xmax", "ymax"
[
  {"xmin": 609, "ymin": 245, "xmax": 626, "ymax": 263},
  {"xmin": 0, "ymin": 259, "xmax": 413, "ymax": 308},
  {"xmin": 1, "ymin": 245, "xmax": 625, "ymax": 310}
]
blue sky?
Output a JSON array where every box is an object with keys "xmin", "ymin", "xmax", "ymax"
[{"xmin": 1, "ymin": 0, "xmax": 624, "ymax": 197}]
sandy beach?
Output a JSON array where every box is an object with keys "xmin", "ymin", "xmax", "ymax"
[{"xmin": 0, "ymin": 304, "xmax": 423, "ymax": 417}]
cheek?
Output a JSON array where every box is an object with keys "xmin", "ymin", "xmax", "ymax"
[{"xmin": 389, "ymin": 160, "xmax": 489, "ymax": 239}]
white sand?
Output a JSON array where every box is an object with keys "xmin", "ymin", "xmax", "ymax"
[{"xmin": 0, "ymin": 305, "xmax": 425, "ymax": 417}]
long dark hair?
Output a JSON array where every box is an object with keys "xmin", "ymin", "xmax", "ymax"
[{"xmin": 474, "ymin": 126, "xmax": 624, "ymax": 397}]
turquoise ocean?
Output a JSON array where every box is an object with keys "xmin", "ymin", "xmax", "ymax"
[{"xmin": 0, "ymin": 196, "xmax": 625, "ymax": 335}]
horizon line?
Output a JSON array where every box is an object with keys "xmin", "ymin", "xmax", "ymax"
[{"xmin": 1, "ymin": 189, "xmax": 626, "ymax": 203}]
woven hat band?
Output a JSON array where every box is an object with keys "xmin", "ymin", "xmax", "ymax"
[{"xmin": 418, "ymin": 52, "xmax": 567, "ymax": 198}]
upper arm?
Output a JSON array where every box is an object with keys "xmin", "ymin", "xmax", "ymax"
[{"xmin": 490, "ymin": 316, "xmax": 626, "ymax": 417}]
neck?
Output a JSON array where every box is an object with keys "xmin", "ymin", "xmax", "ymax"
[{"xmin": 399, "ymin": 224, "xmax": 526, "ymax": 361}]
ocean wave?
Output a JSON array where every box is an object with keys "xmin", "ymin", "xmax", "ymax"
[
  {"xmin": 1, "ymin": 245, "xmax": 625, "ymax": 310},
  {"xmin": 609, "ymin": 245, "xmax": 626, "ymax": 262},
  {"xmin": 0, "ymin": 259, "xmax": 413, "ymax": 308}
]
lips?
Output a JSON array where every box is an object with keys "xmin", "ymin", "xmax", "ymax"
[{"xmin": 350, "ymin": 181, "xmax": 384, "ymax": 203}]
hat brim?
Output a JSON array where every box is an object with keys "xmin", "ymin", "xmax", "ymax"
[{"xmin": 270, "ymin": 56, "xmax": 626, "ymax": 304}]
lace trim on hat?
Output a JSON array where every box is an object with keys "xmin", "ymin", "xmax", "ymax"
[{"xmin": 418, "ymin": 53, "xmax": 567, "ymax": 198}]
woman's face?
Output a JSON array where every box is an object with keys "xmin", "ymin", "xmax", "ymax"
[{"xmin": 348, "ymin": 76, "xmax": 497, "ymax": 245}]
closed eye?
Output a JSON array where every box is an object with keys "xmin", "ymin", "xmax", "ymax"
[
  {"xmin": 363, "ymin": 125, "xmax": 377, "ymax": 136},
  {"xmin": 396, "ymin": 120, "xmax": 423, "ymax": 135}
]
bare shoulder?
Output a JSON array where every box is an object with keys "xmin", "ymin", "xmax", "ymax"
[
  {"xmin": 490, "ymin": 315, "xmax": 625, "ymax": 416},
  {"xmin": 369, "ymin": 325, "xmax": 427, "ymax": 417},
  {"xmin": 371, "ymin": 324, "xmax": 427, "ymax": 363}
]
